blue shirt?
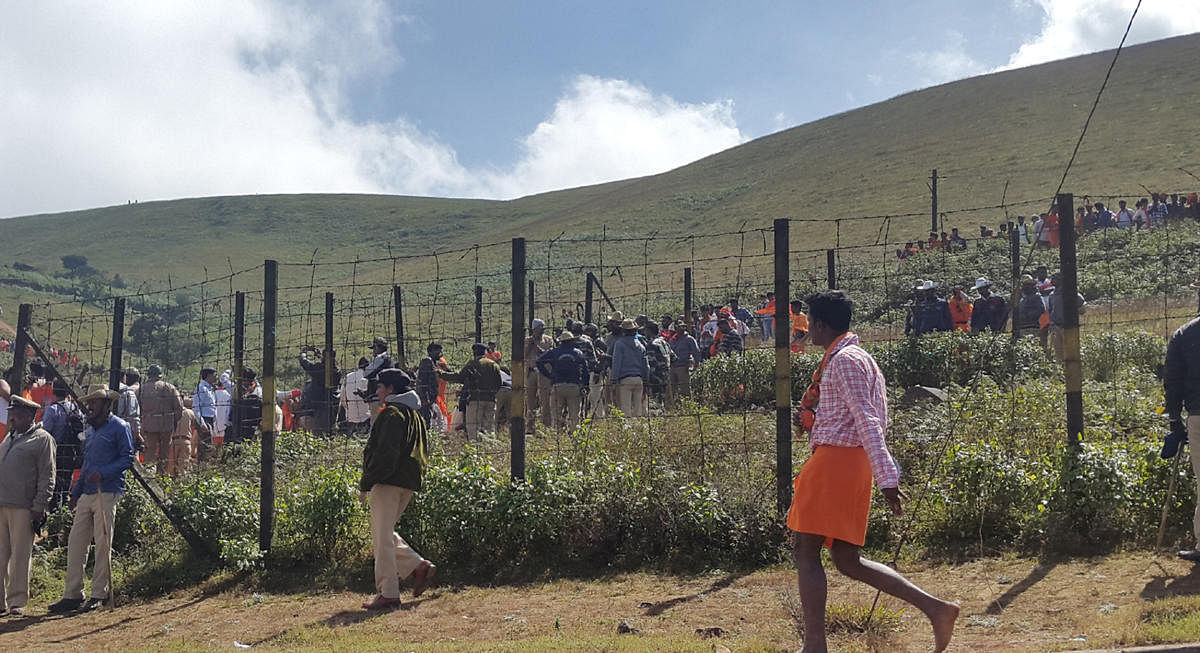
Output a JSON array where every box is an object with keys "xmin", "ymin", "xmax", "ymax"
[
  {"xmin": 535, "ymin": 344, "xmax": 589, "ymax": 385},
  {"xmin": 194, "ymin": 379, "xmax": 216, "ymax": 418},
  {"xmin": 610, "ymin": 336, "xmax": 649, "ymax": 381},
  {"xmin": 42, "ymin": 399, "xmax": 85, "ymax": 445},
  {"xmin": 72, "ymin": 414, "xmax": 135, "ymax": 498}
]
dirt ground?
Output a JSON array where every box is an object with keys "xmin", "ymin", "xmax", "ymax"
[{"xmin": 5, "ymin": 552, "xmax": 1200, "ymax": 652}]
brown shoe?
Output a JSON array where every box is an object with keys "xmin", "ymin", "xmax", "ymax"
[
  {"xmin": 411, "ymin": 561, "xmax": 437, "ymax": 598},
  {"xmin": 361, "ymin": 594, "xmax": 402, "ymax": 610}
]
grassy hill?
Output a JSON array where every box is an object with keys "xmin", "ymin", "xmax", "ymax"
[{"xmin": 1, "ymin": 33, "xmax": 1199, "ymax": 310}]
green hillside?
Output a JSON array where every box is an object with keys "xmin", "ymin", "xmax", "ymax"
[{"xmin": 2, "ymin": 33, "xmax": 1199, "ymax": 300}]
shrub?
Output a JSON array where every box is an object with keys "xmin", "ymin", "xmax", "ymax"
[
  {"xmin": 1082, "ymin": 330, "xmax": 1166, "ymax": 382},
  {"xmin": 277, "ymin": 466, "xmax": 370, "ymax": 563}
]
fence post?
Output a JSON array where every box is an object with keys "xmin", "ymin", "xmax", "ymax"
[
  {"xmin": 774, "ymin": 219, "xmax": 793, "ymax": 516},
  {"xmin": 527, "ymin": 280, "xmax": 535, "ymax": 329},
  {"xmin": 393, "ymin": 285, "xmax": 407, "ymax": 369},
  {"xmin": 584, "ymin": 273, "xmax": 594, "ymax": 325},
  {"xmin": 108, "ymin": 297, "xmax": 126, "ymax": 391},
  {"xmin": 930, "ymin": 168, "xmax": 939, "ymax": 235},
  {"xmin": 826, "ymin": 249, "xmax": 836, "ymax": 290},
  {"xmin": 683, "ymin": 267, "xmax": 693, "ymax": 320},
  {"xmin": 1057, "ymin": 194, "xmax": 1084, "ymax": 447},
  {"xmin": 260, "ymin": 260, "xmax": 278, "ymax": 553},
  {"xmin": 474, "ymin": 285, "xmax": 484, "ymax": 344},
  {"xmin": 9, "ymin": 304, "xmax": 32, "ymax": 392},
  {"xmin": 232, "ymin": 291, "xmax": 245, "ymax": 446},
  {"xmin": 1009, "ymin": 223, "xmax": 1021, "ymax": 343},
  {"xmin": 323, "ymin": 291, "xmax": 335, "ymax": 433},
  {"xmin": 511, "ymin": 238, "xmax": 527, "ymax": 481}
]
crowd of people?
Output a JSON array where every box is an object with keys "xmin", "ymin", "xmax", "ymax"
[
  {"xmin": 897, "ymin": 193, "xmax": 1199, "ymax": 263},
  {"xmin": 903, "ymin": 263, "xmax": 1086, "ymax": 361}
]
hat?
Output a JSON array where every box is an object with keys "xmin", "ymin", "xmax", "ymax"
[
  {"xmin": 81, "ymin": 387, "xmax": 119, "ymax": 403},
  {"xmin": 9, "ymin": 395, "xmax": 40, "ymax": 412},
  {"xmin": 378, "ymin": 368, "xmax": 411, "ymax": 390},
  {"xmin": 147, "ymin": 364, "xmax": 163, "ymax": 377},
  {"xmin": 619, "ymin": 318, "xmax": 637, "ymax": 330},
  {"xmin": 124, "ymin": 366, "xmax": 140, "ymax": 377},
  {"xmin": 241, "ymin": 366, "xmax": 257, "ymax": 381},
  {"xmin": 556, "ymin": 331, "xmax": 576, "ymax": 343},
  {"xmin": 472, "ymin": 342, "xmax": 487, "ymax": 354},
  {"xmin": 914, "ymin": 280, "xmax": 938, "ymax": 291},
  {"xmin": 607, "ymin": 311, "xmax": 624, "ymax": 323},
  {"xmin": 530, "ymin": 318, "xmax": 545, "ymax": 330},
  {"xmin": 973, "ymin": 277, "xmax": 992, "ymax": 290},
  {"xmin": 371, "ymin": 336, "xmax": 387, "ymax": 350}
]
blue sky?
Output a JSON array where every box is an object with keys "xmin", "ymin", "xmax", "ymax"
[{"xmin": 2, "ymin": 0, "xmax": 1198, "ymax": 217}]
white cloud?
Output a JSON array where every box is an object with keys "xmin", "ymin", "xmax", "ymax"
[
  {"xmin": 0, "ymin": 2, "xmax": 746, "ymax": 217},
  {"xmin": 478, "ymin": 77, "xmax": 744, "ymax": 198},
  {"xmin": 1005, "ymin": 0, "xmax": 1200, "ymax": 69},
  {"xmin": 907, "ymin": 30, "xmax": 989, "ymax": 86}
]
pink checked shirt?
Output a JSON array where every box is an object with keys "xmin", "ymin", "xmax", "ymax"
[{"xmin": 808, "ymin": 334, "xmax": 901, "ymax": 488}]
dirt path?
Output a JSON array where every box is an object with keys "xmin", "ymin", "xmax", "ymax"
[{"xmin": 4, "ymin": 552, "xmax": 1200, "ymax": 652}]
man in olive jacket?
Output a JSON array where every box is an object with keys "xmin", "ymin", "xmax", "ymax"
[
  {"xmin": 359, "ymin": 368, "xmax": 435, "ymax": 610},
  {"xmin": 0, "ymin": 396, "xmax": 56, "ymax": 616},
  {"xmin": 438, "ymin": 343, "xmax": 503, "ymax": 441}
]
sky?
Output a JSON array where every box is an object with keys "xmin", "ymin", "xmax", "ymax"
[{"xmin": 3, "ymin": 0, "xmax": 1199, "ymax": 218}]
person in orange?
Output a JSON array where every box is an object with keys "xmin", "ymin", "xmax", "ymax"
[
  {"xmin": 484, "ymin": 341, "xmax": 503, "ymax": 363},
  {"xmin": 788, "ymin": 300, "xmax": 809, "ymax": 353},
  {"xmin": 948, "ymin": 286, "xmax": 973, "ymax": 332},
  {"xmin": 1044, "ymin": 208, "xmax": 1061, "ymax": 248},
  {"xmin": 789, "ymin": 290, "xmax": 958, "ymax": 653}
]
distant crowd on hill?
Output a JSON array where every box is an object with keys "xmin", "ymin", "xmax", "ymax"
[{"xmin": 897, "ymin": 191, "xmax": 1199, "ymax": 262}]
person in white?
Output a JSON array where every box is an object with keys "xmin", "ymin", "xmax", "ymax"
[
  {"xmin": 340, "ymin": 357, "xmax": 371, "ymax": 430},
  {"xmin": 1114, "ymin": 200, "xmax": 1135, "ymax": 229}
]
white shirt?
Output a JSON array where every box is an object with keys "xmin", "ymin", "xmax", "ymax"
[
  {"xmin": 339, "ymin": 369, "xmax": 370, "ymax": 423},
  {"xmin": 214, "ymin": 388, "xmax": 233, "ymax": 436},
  {"xmin": 1115, "ymin": 208, "xmax": 1135, "ymax": 229}
]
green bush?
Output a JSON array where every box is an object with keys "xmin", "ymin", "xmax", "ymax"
[
  {"xmin": 168, "ymin": 475, "xmax": 259, "ymax": 567},
  {"xmin": 1082, "ymin": 330, "xmax": 1166, "ymax": 382},
  {"xmin": 277, "ymin": 466, "xmax": 369, "ymax": 563}
]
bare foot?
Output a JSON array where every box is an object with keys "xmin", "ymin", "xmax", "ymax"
[{"xmin": 930, "ymin": 600, "xmax": 959, "ymax": 652}]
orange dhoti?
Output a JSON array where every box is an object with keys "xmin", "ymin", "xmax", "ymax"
[{"xmin": 787, "ymin": 445, "xmax": 873, "ymax": 547}]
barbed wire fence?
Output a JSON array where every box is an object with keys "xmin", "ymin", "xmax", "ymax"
[{"xmin": 3, "ymin": 186, "xmax": 1199, "ymax": 558}]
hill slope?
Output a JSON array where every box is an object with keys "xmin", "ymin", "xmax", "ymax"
[{"xmin": 2, "ymin": 33, "xmax": 1199, "ymax": 293}]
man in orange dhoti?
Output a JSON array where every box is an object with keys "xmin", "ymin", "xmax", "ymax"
[{"xmin": 788, "ymin": 290, "xmax": 958, "ymax": 653}]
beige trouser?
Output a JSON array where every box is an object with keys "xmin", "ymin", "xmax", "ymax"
[
  {"xmin": 66, "ymin": 492, "xmax": 120, "ymax": 600},
  {"xmin": 551, "ymin": 383, "xmax": 582, "ymax": 431},
  {"xmin": 143, "ymin": 430, "xmax": 171, "ymax": 465},
  {"xmin": 369, "ymin": 484, "xmax": 426, "ymax": 599},
  {"xmin": 465, "ymin": 400, "xmax": 495, "ymax": 441},
  {"xmin": 1186, "ymin": 415, "xmax": 1200, "ymax": 547},
  {"xmin": 1049, "ymin": 325, "xmax": 1065, "ymax": 361},
  {"xmin": 524, "ymin": 370, "xmax": 541, "ymax": 428},
  {"xmin": 0, "ymin": 506, "xmax": 34, "ymax": 610},
  {"xmin": 169, "ymin": 436, "xmax": 193, "ymax": 476},
  {"xmin": 616, "ymin": 376, "xmax": 644, "ymax": 417},
  {"xmin": 668, "ymin": 367, "xmax": 691, "ymax": 407}
]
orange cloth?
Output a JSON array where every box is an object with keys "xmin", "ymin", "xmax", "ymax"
[
  {"xmin": 1045, "ymin": 213, "xmax": 1061, "ymax": 247},
  {"xmin": 29, "ymin": 383, "xmax": 53, "ymax": 421},
  {"xmin": 787, "ymin": 445, "xmax": 873, "ymax": 547},
  {"xmin": 754, "ymin": 299, "xmax": 775, "ymax": 315},
  {"xmin": 0, "ymin": 422, "xmax": 6, "ymax": 444},
  {"xmin": 485, "ymin": 351, "xmax": 502, "ymax": 362},
  {"xmin": 949, "ymin": 295, "xmax": 972, "ymax": 331},
  {"xmin": 789, "ymin": 312, "xmax": 809, "ymax": 353}
]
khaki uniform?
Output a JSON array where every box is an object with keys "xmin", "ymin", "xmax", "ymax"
[
  {"xmin": 137, "ymin": 378, "xmax": 183, "ymax": 465},
  {"xmin": 0, "ymin": 424, "xmax": 55, "ymax": 611},
  {"xmin": 523, "ymin": 333, "xmax": 555, "ymax": 429}
]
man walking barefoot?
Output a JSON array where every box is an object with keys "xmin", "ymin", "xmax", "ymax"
[{"xmin": 789, "ymin": 291, "xmax": 958, "ymax": 652}]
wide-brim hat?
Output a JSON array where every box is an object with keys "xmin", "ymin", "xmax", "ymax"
[
  {"xmin": 914, "ymin": 280, "xmax": 938, "ymax": 291},
  {"xmin": 607, "ymin": 311, "xmax": 624, "ymax": 323},
  {"xmin": 619, "ymin": 318, "xmax": 637, "ymax": 330},
  {"xmin": 147, "ymin": 364, "xmax": 163, "ymax": 377},
  {"xmin": 973, "ymin": 277, "xmax": 992, "ymax": 290},
  {"xmin": 81, "ymin": 387, "xmax": 119, "ymax": 403},
  {"xmin": 9, "ymin": 395, "xmax": 40, "ymax": 412},
  {"xmin": 371, "ymin": 336, "xmax": 387, "ymax": 350},
  {"xmin": 556, "ymin": 331, "xmax": 576, "ymax": 343}
]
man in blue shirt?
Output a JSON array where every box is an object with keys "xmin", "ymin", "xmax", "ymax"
[
  {"xmin": 193, "ymin": 368, "xmax": 217, "ymax": 462},
  {"xmin": 48, "ymin": 388, "xmax": 134, "ymax": 614},
  {"xmin": 536, "ymin": 332, "xmax": 589, "ymax": 431},
  {"xmin": 609, "ymin": 318, "xmax": 650, "ymax": 418}
]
